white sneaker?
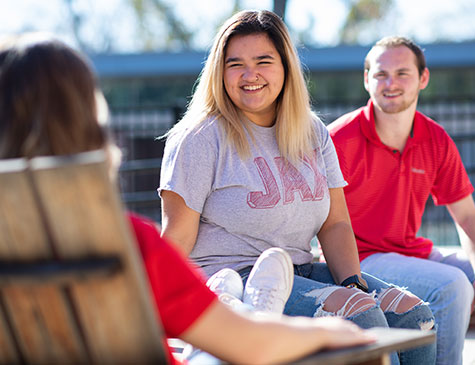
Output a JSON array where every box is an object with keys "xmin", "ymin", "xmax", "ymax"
[
  {"xmin": 216, "ymin": 292, "xmax": 247, "ymax": 311},
  {"xmin": 206, "ymin": 268, "xmax": 244, "ymax": 300},
  {"xmin": 182, "ymin": 269, "xmax": 244, "ymax": 362},
  {"xmin": 242, "ymin": 247, "xmax": 294, "ymax": 314}
]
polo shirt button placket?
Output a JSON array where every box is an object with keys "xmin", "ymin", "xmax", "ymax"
[
  {"xmin": 391, "ymin": 149, "xmax": 399, "ymax": 159},
  {"xmin": 390, "ymin": 149, "xmax": 405, "ymax": 173},
  {"xmin": 400, "ymin": 162, "xmax": 405, "ymax": 173},
  {"xmin": 393, "ymin": 150, "xmax": 406, "ymax": 173}
]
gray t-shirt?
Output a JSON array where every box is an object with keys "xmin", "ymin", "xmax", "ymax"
[{"xmin": 159, "ymin": 117, "xmax": 347, "ymax": 277}]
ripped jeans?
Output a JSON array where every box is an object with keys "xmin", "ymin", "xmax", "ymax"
[
  {"xmin": 362, "ymin": 250, "xmax": 474, "ymax": 365},
  {"xmin": 239, "ymin": 262, "xmax": 436, "ymax": 365}
]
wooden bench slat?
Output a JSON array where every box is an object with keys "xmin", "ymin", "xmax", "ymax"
[
  {"xmin": 0, "ymin": 257, "xmax": 122, "ymax": 286},
  {"xmin": 2, "ymin": 286, "xmax": 88, "ymax": 363},
  {"xmin": 0, "ymin": 151, "xmax": 168, "ymax": 364}
]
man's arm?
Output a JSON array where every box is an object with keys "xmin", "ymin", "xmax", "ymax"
[
  {"xmin": 446, "ymin": 194, "xmax": 475, "ymax": 270},
  {"xmin": 447, "ymin": 194, "xmax": 475, "ymax": 312}
]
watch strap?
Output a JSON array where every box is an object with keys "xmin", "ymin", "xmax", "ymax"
[{"xmin": 340, "ymin": 275, "xmax": 369, "ymax": 293}]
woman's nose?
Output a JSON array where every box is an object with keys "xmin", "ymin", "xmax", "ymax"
[{"xmin": 242, "ymin": 68, "xmax": 258, "ymax": 82}]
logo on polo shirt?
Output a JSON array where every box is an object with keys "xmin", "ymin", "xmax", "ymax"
[{"xmin": 411, "ymin": 168, "xmax": 426, "ymax": 174}]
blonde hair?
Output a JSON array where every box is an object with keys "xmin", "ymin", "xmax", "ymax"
[{"xmin": 167, "ymin": 10, "xmax": 317, "ymax": 162}]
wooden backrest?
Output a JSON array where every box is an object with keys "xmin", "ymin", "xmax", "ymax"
[{"xmin": 0, "ymin": 151, "xmax": 167, "ymax": 364}]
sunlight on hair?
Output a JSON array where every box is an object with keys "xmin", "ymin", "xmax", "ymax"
[
  {"xmin": 0, "ymin": 31, "xmax": 56, "ymax": 50},
  {"xmin": 95, "ymin": 89, "xmax": 110, "ymax": 126},
  {"xmin": 94, "ymin": 90, "xmax": 122, "ymax": 177}
]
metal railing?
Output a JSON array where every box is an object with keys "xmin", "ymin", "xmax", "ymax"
[{"xmin": 111, "ymin": 98, "xmax": 475, "ymax": 246}]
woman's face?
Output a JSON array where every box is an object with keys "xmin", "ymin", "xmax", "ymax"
[{"xmin": 223, "ymin": 33, "xmax": 285, "ymax": 127}]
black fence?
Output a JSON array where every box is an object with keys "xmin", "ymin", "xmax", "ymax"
[
  {"xmin": 111, "ymin": 98, "xmax": 475, "ymax": 247},
  {"xmin": 111, "ymin": 105, "xmax": 173, "ymax": 222}
]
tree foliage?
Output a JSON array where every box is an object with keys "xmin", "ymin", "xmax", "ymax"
[
  {"xmin": 62, "ymin": 0, "xmax": 395, "ymax": 52},
  {"xmin": 127, "ymin": 0, "xmax": 288, "ymax": 51},
  {"xmin": 129, "ymin": 0, "xmax": 194, "ymax": 51},
  {"xmin": 339, "ymin": 0, "xmax": 394, "ymax": 44}
]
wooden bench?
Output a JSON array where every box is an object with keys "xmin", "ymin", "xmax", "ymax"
[
  {"xmin": 0, "ymin": 151, "xmax": 435, "ymax": 364},
  {"xmin": 0, "ymin": 151, "xmax": 166, "ymax": 364}
]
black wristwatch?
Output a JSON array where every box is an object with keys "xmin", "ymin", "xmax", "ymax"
[{"xmin": 340, "ymin": 275, "xmax": 369, "ymax": 293}]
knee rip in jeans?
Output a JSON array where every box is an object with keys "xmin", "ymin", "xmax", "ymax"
[
  {"xmin": 304, "ymin": 285, "xmax": 435, "ymax": 330},
  {"xmin": 376, "ymin": 287, "xmax": 434, "ymax": 330},
  {"xmin": 304, "ymin": 286, "xmax": 377, "ymax": 318},
  {"xmin": 377, "ymin": 286, "xmax": 423, "ymax": 313}
]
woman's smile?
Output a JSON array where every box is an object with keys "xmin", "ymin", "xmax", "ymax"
[{"xmin": 224, "ymin": 33, "xmax": 285, "ymax": 127}]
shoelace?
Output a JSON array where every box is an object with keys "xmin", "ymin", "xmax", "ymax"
[{"xmin": 250, "ymin": 287, "xmax": 279, "ymax": 312}]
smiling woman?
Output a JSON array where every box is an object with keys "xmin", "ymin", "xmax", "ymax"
[
  {"xmin": 158, "ymin": 10, "xmax": 436, "ymax": 364},
  {"xmin": 223, "ymin": 33, "xmax": 285, "ymax": 127}
]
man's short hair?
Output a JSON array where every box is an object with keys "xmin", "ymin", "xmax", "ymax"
[{"xmin": 364, "ymin": 36, "xmax": 426, "ymax": 75}]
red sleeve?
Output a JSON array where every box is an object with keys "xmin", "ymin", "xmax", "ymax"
[{"xmin": 127, "ymin": 213, "xmax": 217, "ymax": 338}]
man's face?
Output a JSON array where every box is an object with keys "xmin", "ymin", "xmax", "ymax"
[{"xmin": 364, "ymin": 45, "xmax": 429, "ymax": 114}]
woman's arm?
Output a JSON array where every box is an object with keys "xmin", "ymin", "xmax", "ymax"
[
  {"xmin": 160, "ymin": 190, "xmax": 201, "ymax": 255},
  {"xmin": 181, "ymin": 299, "xmax": 375, "ymax": 365},
  {"xmin": 317, "ymin": 187, "xmax": 362, "ymax": 284}
]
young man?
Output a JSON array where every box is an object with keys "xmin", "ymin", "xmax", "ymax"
[{"xmin": 328, "ymin": 36, "xmax": 475, "ymax": 365}]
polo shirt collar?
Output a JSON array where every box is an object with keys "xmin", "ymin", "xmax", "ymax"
[{"xmin": 360, "ymin": 99, "xmax": 431, "ymax": 147}]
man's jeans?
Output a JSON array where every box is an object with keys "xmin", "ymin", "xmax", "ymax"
[
  {"xmin": 361, "ymin": 248, "xmax": 475, "ymax": 365},
  {"xmin": 239, "ymin": 262, "xmax": 436, "ymax": 365}
]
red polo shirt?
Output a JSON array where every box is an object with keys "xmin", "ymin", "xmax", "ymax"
[{"xmin": 329, "ymin": 100, "xmax": 473, "ymax": 261}]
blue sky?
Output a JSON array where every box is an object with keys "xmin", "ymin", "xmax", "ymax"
[{"xmin": 1, "ymin": 0, "xmax": 474, "ymax": 52}]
